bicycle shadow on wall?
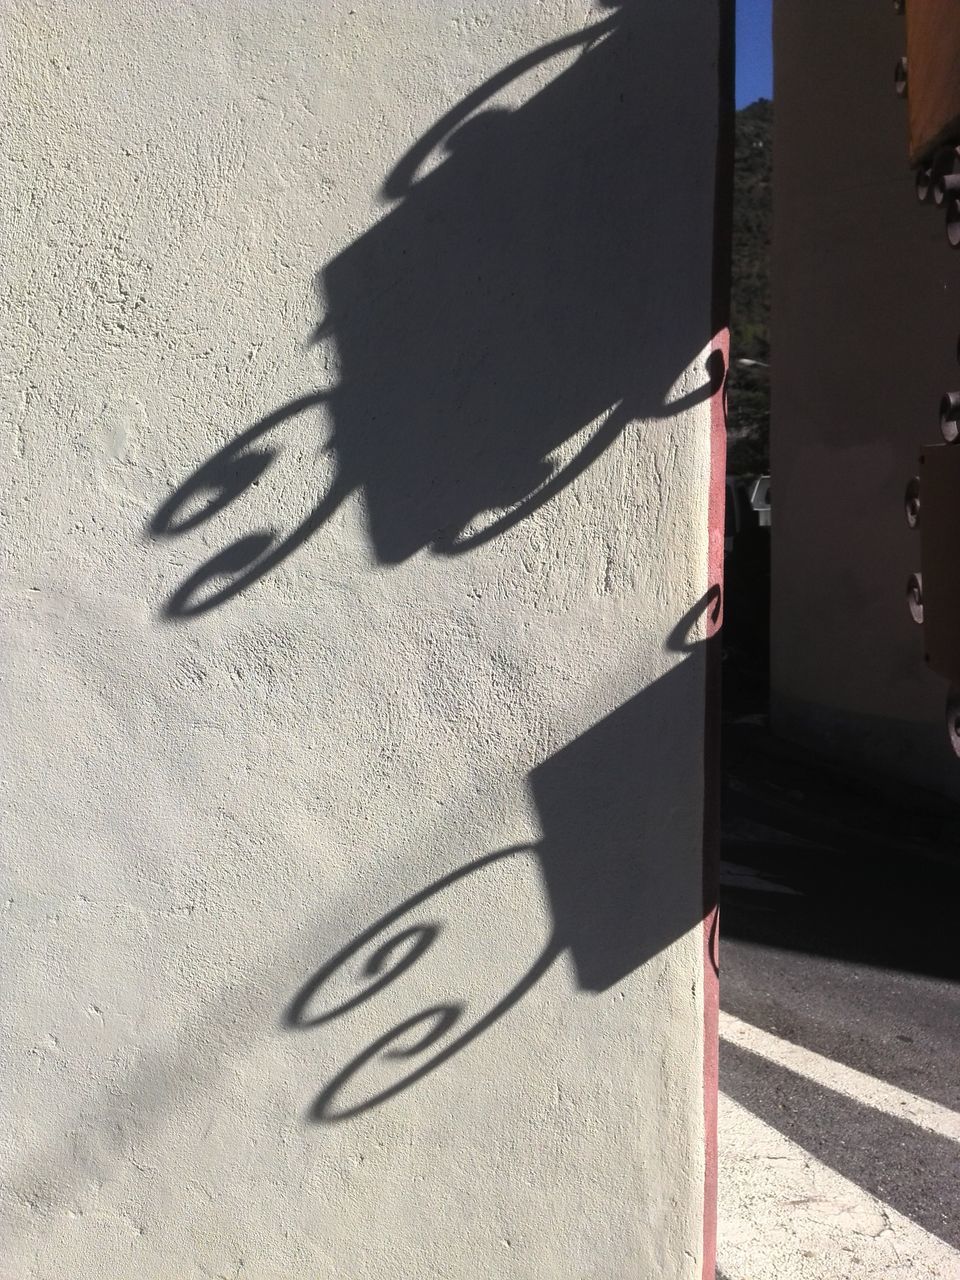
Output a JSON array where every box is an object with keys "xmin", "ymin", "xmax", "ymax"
[
  {"xmin": 149, "ymin": 0, "xmax": 724, "ymax": 614},
  {"xmin": 286, "ymin": 595, "xmax": 717, "ymax": 1123}
]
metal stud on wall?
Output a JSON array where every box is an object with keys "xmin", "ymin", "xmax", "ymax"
[
  {"xmin": 896, "ymin": 1, "xmax": 960, "ymax": 758},
  {"xmin": 894, "ymin": 55, "xmax": 908, "ymax": 98}
]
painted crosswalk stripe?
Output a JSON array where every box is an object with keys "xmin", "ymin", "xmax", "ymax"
[
  {"xmin": 720, "ymin": 1009, "xmax": 960, "ymax": 1144},
  {"xmin": 718, "ymin": 1092, "xmax": 960, "ymax": 1280}
]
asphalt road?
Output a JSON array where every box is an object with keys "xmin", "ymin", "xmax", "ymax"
[{"xmin": 715, "ymin": 721, "xmax": 960, "ymax": 1279}]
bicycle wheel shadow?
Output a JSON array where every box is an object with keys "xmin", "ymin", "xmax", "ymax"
[
  {"xmin": 150, "ymin": 0, "xmax": 723, "ymax": 616},
  {"xmin": 286, "ymin": 605, "xmax": 715, "ymax": 1123}
]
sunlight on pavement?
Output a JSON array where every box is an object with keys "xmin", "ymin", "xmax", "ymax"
[
  {"xmin": 720, "ymin": 1011, "xmax": 960, "ymax": 1145},
  {"xmin": 719, "ymin": 1093, "xmax": 960, "ymax": 1279}
]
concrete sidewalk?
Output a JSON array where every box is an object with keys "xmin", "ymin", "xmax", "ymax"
[{"xmin": 716, "ymin": 715, "xmax": 960, "ymax": 1279}]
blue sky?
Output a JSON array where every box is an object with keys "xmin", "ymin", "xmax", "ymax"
[{"xmin": 736, "ymin": 0, "xmax": 773, "ymax": 107}]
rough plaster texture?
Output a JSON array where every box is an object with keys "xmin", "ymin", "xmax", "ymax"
[
  {"xmin": 1, "ymin": 3, "xmax": 722, "ymax": 1276},
  {"xmin": 771, "ymin": 1, "xmax": 960, "ymax": 799}
]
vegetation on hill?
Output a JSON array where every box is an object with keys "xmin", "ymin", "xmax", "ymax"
[{"xmin": 727, "ymin": 98, "xmax": 772, "ymax": 475}]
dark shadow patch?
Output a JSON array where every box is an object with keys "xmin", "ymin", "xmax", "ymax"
[
  {"xmin": 150, "ymin": 1, "xmax": 723, "ymax": 616},
  {"xmin": 288, "ymin": 656, "xmax": 707, "ymax": 1119}
]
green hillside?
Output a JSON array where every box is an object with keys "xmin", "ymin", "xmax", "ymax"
[{"xmin": 728, "ymin": 98, "xmax": 772, "ymax": 474}]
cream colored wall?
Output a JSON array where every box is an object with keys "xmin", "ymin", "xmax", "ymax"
[
  {"xmin": 771, "ymin": 0, "xmax": 960, "ymax": 798},
  {"xmin": 1, "ymin": 4, "xmax": 723, "ymax": 1276}
]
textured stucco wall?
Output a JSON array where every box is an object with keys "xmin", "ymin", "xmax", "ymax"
[
  {"xmin": 771, "ymin": 0, "xmax": 960, "ymax": 799},
  {"xmin": 1, "ymin": 3, "xmax": 724, "ymax": 1277}
]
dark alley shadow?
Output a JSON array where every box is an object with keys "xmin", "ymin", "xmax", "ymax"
[
  {"xmin": 286, "ymin": 654, "xmax": 706, "ymax": 1122},
  {"xmin": 149, "ymin": 1, "xmax": 723, "ymax": 616},
  {"xmin": 720, "ymin": 813, "xmax": 960, "ymax": 982},
  {"xmin": 720, "ymin": 723, "xmax": 960, "ymax": 981}
]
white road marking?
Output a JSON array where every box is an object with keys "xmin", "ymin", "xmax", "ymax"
[
  {"xmin": 718, "ymin": 1092, "xmax": 960, "ymax": 1280},
  {"xmin": 720, "ymin": 1009, "xmax": 960, "ymax": 1144}
]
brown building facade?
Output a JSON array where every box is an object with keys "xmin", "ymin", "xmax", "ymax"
[{"xmin": 771, "ymin": 0, "xmax": 960, "ymax": 801}]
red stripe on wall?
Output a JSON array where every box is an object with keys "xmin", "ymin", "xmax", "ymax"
[
  {"xmin": 701, "ymin": 326, "xmax": 727, "ymax": 1280},
  {"xmin": 703, "ymin": 1, "xmax": 734, "ymax": 1276}
]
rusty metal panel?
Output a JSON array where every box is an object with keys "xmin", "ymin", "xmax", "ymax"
[
  {"xmin": 919, "ymin": 443, "xmax": 960, "ymax": 682},
  {"xmin": 905, "ymin": 2, "xmax": 960, "ymax": 164}
]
